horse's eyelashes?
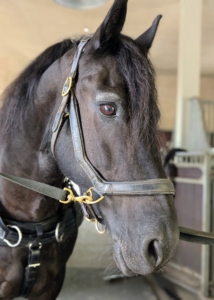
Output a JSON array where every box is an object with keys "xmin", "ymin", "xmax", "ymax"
[{"xmin": 99, "ymin": 104, "xmax": 116, "ymax": 117}]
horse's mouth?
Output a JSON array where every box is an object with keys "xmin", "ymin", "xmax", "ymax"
[
  {"xmin": 113, "ymin": 255, "xmax": 136, "ymax": 277},
  {"xmin": 113, "ymin": 246, "xmax": 137, "ymax": 277},
  {"xmin": 113, "ymin": 239, "xmax": 171, "ymax": 276},
  {"xmin": 113, "ymin": 248, "xmax": 169, "ymax": 277}
]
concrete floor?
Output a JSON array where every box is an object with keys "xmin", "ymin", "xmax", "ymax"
[
  {"xmin": 57, "ymin": 268, "xmax": 158, "ymax": 300},
  {"xmin": 57, "ymin": 269, "xmax": 201, "ymax": 300},
  {"xmin": 16, "ymin": 268, "xmax": 158, "ymax": 300},
  {"xmin": 153, "ymin": 274, "xmax": 199, "ymax": 300},
  {"xmin": 16, "ymin": 268, "xmax": 199, "ymax": 300}
]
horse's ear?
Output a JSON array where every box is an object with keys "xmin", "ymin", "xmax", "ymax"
[
  {"xmin": 88, "ymin": 0, "xmax": 128, "ymax": 51},
  {"xmin": 136, "ymin": 15, "xmax": 162, "ymax": 51}
]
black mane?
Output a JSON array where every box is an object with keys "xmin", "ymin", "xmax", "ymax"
[
  {"xmin": 0, "ymin": 39, "xmax": 74, "ymax": 139},
  {"xmin": 0, "ymin": 35, "xmax": 159, "ymax": 147}
]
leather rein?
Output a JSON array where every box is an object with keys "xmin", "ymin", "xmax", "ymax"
[{"xmin": 0, "ymin": 36, "xmax": 214, "ymax": 245}]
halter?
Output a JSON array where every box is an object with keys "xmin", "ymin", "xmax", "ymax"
[{"xmin": 1, "ymin": 37, "xmax": 214, "ymax": 244}]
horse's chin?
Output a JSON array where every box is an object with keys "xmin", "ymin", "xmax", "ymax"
[{"xmin": 113, "ymin": 249, "xmax": 137, "ymax": 277}]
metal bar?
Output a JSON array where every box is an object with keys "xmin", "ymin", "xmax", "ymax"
[
  {"xmin": 208, "ymin": 103, "xmax": 212, "ymax": 145},
  {"xmin": 173, "ymin": 163, "xmax": 204, "ymax": 169},
  {"xmin": 200, "ymin": 99, "xmax": 214, "ymax": 105},
  {"xmin": 175, "ymin": 151, "xmax": 205, "ymax": 157},
  {"xmin": 201, "ymin": 152, "xmax": 211, "ymax": 297},
  {"xmin": 173, "ymin": 178, "xmax": 203, "ymax": 185},
  {"xmin": 211, "ymin": 104, "xmax": 214, "ymax": 147}
]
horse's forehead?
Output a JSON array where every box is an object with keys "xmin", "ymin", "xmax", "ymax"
[{"xmin": 79, "ymin": 55, "xmax": 124, "ymax": 87}]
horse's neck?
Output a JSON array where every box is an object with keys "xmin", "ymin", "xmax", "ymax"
[{"xmin": 0, "ymin": 100, "xmax": 63, "ymax": 222}]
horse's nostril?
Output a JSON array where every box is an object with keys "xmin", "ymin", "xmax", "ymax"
[
  {"xmin": 148, "ymin": 240, "xmax": 158, "ymax": 262},
  {"xmin": 147, "ymin": 239, "xmax": 163, "ymax": 267}
]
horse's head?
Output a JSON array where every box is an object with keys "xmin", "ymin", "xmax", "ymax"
[{"xmin": 54, "ymin": 0, "xmax": 179, "ymax": 275}]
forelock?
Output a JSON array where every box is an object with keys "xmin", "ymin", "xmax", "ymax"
[{"xmin": 115, "ymin": 35, "xmax": 160, "ymax": 149}]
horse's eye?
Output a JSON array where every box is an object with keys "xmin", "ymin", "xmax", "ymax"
[{"xmin": 100, "ymin": 104, "xmax": 116, "ymax": 116}]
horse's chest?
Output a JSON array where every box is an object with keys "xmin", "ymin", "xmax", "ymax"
[{"xmin": 0, "ymin": 248, "xmax": 25, "ymax": 298}]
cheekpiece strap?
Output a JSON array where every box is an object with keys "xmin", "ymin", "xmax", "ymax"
[
  {"xmin": 61, "ymin": 35, "xmax": 92, "ymax": 97},
  {"xmin": 69, "ymin": 35, "xmax": 92, "ymax": 79},
  {"xmin": 51, "ymin": 35, "xmax": 92, "ymax": 156}
]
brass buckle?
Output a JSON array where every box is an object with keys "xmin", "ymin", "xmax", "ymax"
[
  {"xmin": 62, "ymin": 76, "xmax": 72, "ymax": 97},
  {"xmin": 29, "ymin": 242, "xmax": 42, "ymax": 250},
  {"xmin": 60, "ymin": 188, "xmax": 74, "ymax": 204}
]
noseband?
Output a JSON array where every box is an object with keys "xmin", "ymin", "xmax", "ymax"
[{"xmin": 1, "ymin": 37, "xmax": 214, "ymax": 244}]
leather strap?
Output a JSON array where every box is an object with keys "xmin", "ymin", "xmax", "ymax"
[
  {"xmin": 69, "ymin": 35, "xmax": 92, "ymax": 78},
  {"xmin": 0, "ymin": 217, "xmax": 10, "ymax": 240},
  {"xmin": 51, "ymin": 95, "xmax": 70, "ymax": 157},
  {"xmin": 0, "ymin": 204, "xmax": 83, "ymax": 247},
  {"xmin": 19, "ymin": 244, "xmax": 41, "ymax": 297},
  {"xmin": 0, "ymin": 173, "xmax": 68, "ymax": 201}
]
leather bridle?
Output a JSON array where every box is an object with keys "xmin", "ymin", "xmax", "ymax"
[
  {"xmin": 0, "ymin": 36, "xmax": 214, "ymax": 244},
  {"xmin": 50, "ymin": 36, "xmax": 175, "ymax": 233}
]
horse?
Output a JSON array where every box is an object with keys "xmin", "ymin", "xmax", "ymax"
[{"xmin": 0, "ymin": 0, "xmax": 179, "ymax": 299}]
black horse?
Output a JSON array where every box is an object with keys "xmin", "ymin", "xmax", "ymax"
[{"xmin": 0, "ymin": 0, "xmax": 179, "ymax": 299}]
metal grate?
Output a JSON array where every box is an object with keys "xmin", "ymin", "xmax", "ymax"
[
  {"xmin": 166, "ymin": 151, "xmax": 214, "ymax": 297},
  {"xmin": 200, "ymin": 100, "xmax": 214, "ymax": 147}
]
